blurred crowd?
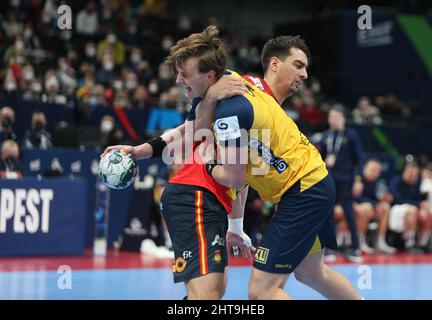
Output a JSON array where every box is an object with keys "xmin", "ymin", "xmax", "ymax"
[{"xmin": 0, "ymin": 0, "xmax": 264, "ymax": 117}]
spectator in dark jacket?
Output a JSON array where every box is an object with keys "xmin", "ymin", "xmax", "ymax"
[
  {"xmin": 388, "ymin": 161, "xmax": 430, "ymax": 251},
  {"xmin": 0, "ymin": 139, "xmax": 23, "ymax": 179},
  {"xmin": 317, "ymin": 105, "xmax": 364, "ymax": 262},
  {"xmin": 22, "ymin": 111, "xmax": 52, "ymax": 150},
  {"xmin": 0, "ymin": 106, "xmax": 18, "ymax": 145}
]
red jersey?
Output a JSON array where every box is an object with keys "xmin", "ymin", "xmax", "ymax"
[
  {"xmin": 169, "ymin": 141, "xmax": 233, "ymax": 213},
  {"xmin": 169, "ymin": 76, "xmax": 276, "ymax": 213},
  {"xmin": 242, "ymin": 75, "xmax": 277, "ymax": 100}
]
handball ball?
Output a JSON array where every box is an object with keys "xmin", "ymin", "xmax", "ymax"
[{"xmin": 98, "ymin": 149, "xmax": 138, "ymax": 189}]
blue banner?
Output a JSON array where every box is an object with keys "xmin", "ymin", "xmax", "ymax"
[
  {"xmin": 0, "ymin": 179, "xmax": 87, "ymax": 256},
  {"xmin": 22, "ymin": 148, "xmax": 101, "ymax": 246},
  {"xmin": 21, "ymin": 148, "xmax": 167, "ymax": 247},
  {"xmin": 340, "ymin": 11, "xmax": 432, "ymax": 115}
]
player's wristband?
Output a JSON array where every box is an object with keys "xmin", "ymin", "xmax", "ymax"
[
  {"xmin": 146, "ymin": 136, "xmax": 167, "ymax": 158},
  {"xmin": 205, "ymin": 161, "xmax": 220, "ymax": 177},
  {"xmin": 228, "ymin": 218, "xmax": 244, "ymax": 234}
]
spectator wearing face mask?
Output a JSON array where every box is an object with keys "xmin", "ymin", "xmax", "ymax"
[
  {"xmin": 82, "ymin": 42, "xmax": 97, "ymax": 64},
  {"xmin": 120, "ymin": 20, "xmax": 140, "ymax": 48},
  {"xmin": 136, "ymin": 59, "xmax": 153, "ymax": 85},
  {"xmin": 76, "ymin": 2, "xmax": 99, "ymax": 37},
  {"xmin": 3, "ymin": 35, "xmax": 26, "ymax": 65},
  {"xmin": 157, "ymin": 62, "xmax": 175, "ymax": 92},
  {"xmin": 113, "ymin": 89, "xmax": 131, "ymax": 109},
  {"xmin": 2, "ymin": 12, "xmax": 24, "ymax": 39},
  {"xmin": 20, "ymin": 64, "xmax": 35, "ymax": 84},
  {"xmin": 2, "ymin": 73, "xmax": 19, "ymax": 99},
  {"xmin": 100, "ymin": 115, "xmax": 115, "ymax": 149},
  {"xmin": 22, "ymin": 111, "xmax": 52, "ymax": 150},
  {"xmin": 99, "ymin": 115, "xmax": 128, "ymax": 149},
  {"xmin": 127, "ymin": 47, "xmax": 143, "ymax": 74},
  {"xmin": 146, "ymin": 88, "xmax": 183, "ymax": 136},
  {"xmin": 132, "ymin": 85, "xmax": 149, "ymax": 109},
  {"xmin": 22, "ymin": 23, "xmax": 42, "ymax": 54},
  {"xmin": 99, "ymin": 2, "xmax": 115, "ymax": 35},
  {"xmin": 76, "ymin": 71, "xmax": 95, "ymax": 104},
  {"xmin": 87, "ymin": 84, "xmax": 107, "ymax": 108},
  {"xmin": 19, "ymin": 64, "xmax": 37, "ymax": 100},
  {"xmin": 0, "ymin": 106, "xmax": 18, "ymax": 145},
  {"xmin": 97, "ymin": 31, "xmax": 125, "ymax": 66},
  {"xmin": 56, "ymin": 57, "xmax": 77, "ymax": 94},
  {"xmin": 42, "ymin": 74, "xmax": 67, "ymax": 105},
  {"xmin": 22, "ymin": 78, "xmax": 43, "ymax": 102},
  {"xmin": 124, "ymin": 71, "xmax": 138, "ymax": 95},
  {"xmin": 0, "ymin": 139, "xmax": 23, "ymax": 179},
  {"xmin": 96, "ymin": 53, "xmax": 116, "ymax": 87}
]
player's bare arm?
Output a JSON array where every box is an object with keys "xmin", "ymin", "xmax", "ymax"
[{"xmin": 100, "ymin": 123, "xmax": 186, "ymax": 160}]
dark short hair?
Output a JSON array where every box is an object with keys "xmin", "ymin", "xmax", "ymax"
[{"xmin": 261, "ymin": 35, "xmax": 310, "ymax": 73}]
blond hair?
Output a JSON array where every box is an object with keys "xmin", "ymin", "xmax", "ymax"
[{"xmin": 165, "ymin": 25, "xmax": 227, "ymax": 78}]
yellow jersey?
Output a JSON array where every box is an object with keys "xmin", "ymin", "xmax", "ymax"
[{"xmin": 213, "ymin": 71, "xmax": 327, "ymax": 203}]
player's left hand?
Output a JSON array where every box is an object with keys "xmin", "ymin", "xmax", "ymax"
[{"xmin": 226, "ymin": 231, "xmax": 256, "ymax": 259}]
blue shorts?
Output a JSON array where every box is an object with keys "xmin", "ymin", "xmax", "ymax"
[
  {"xmin": 160, "ymin": 183, "xmax": 228, "ymax": 283},
  {"xmin": 253, "ymin": 174, "xmax": 337, "ymax": 274}
]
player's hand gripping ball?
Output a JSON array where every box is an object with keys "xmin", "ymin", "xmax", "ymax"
[{"xmin": 98, "ymin": 149, "xmax": 138, "ymax": 189}]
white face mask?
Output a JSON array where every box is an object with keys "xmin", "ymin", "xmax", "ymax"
[
  {"xmin": 86, "ymin": 47, "xmax": 96, "ymax": 57},
  {"xmin": 107, "ymin": 35, "xmax": 116, "ymax": 44},
  {"xmin": 16, "ymin": 55, "xmax": 25, "ymax": 64},
  {"xmin": 311, "ymin": 82, "xmax": 321, "ymax": 93},
  {"xmin": 32, "ymin": 82, "xmax": 42, "ymax": 93},
  {"xmin": 239, "ymin": 48, "xmax": 248, "ymax": 58},
  {"xmin": 130, "ymin": 54, "xmax": 141, "ymax": 63},
  {"xmin": 24, "ymin": 28, "xmax": 33, "ymax": 39},
  {"xmin": 88, "ymin": 96, "xmax": 100, "ymax": 106},
  {"xmin": 101, "ymin": 121, "xmax": 114, "ymax": 133},
  {"xmin": 15, "ymin": 41, "xmax": 24, "ymax": 50},
  {"xmin": 159, "ymin": 69, "xmax": 171, "ymax": 80},
  {"xmin": 6, "ymin": 82, "xmax": 17, "ymax": 91},
  {"xmin": 113, "ymin": 80, "xmax": 123, "ymax": 90},
  {"xmin": 148, "ymin": 83, "xmax": 158, "ymax": 94},
  {"xmin": 60, "ymin": 63, "xmax": 68, "ymax": 71},
  {"xmin": 103, "ymin": 61, "xmax": 114, "ymax": 71},
  {"xmin": 179, "ymin": 18, "xmax": 191, "ymax": 30},
  {"xmin": 46, "ymin": 83, "xmax": 58, "ymax": 93},
  {"xmin": 162, "ymin": 39, "xmax": 173, "ymax": 51},
  {"xmin": 24, "ymin": 71, "xmax": 34, "ymax": 81},
  {"xmin": 129, "ymin": 26, "xmax": 137, "ymax": 34},
  {"xmin": 61, "ymin": 31, "xmax": 72, "ymax": 40},
  {"xmin": 126, "ymin": 80, "xmax": 137, "ymax": 90}
]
